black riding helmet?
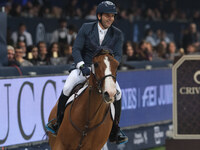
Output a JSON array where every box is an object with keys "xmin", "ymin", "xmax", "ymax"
[{"xmin": 96, "ymin": 1, "xmax": 117, "ymax": 27}]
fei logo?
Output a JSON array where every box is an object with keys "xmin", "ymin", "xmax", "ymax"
[{"xmin": 194, "ymin": 70, "xmax": 200, "ymax": 84}]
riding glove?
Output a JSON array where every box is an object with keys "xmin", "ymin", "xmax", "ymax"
[{"xmin": 80, "ymin": 65, "xmax": 90, "ymax": 76}]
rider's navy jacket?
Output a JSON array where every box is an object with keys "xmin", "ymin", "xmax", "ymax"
[{"xmin": 72, "ymin": 21, "xmax": 124, "ymax": 67}]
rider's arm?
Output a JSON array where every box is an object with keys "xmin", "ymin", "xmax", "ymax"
[
  {"xmin": 72, "ymin": 24, "xmax": 86, "ymax": 69},
  {"xmin": 113, "ymin": 31, "xmax": 124, "ymax": 63}
]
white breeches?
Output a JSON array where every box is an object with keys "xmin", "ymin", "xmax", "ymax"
[{"xmin": 62, "ymin": 69, "xmax": 121, "ymax": 101}]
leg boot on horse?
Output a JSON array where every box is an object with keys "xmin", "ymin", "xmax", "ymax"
[
  {"xmin": 109, "ymin": 99, "xmax": 128, "ymax": 144},
  {"xmin": 46, "ymin": 91, "xmax": 69, "ymax": 135}
]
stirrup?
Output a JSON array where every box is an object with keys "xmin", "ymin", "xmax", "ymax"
[
  {"xmin": 45, "ymin": 118, "xmax": 57, "ymax": 135},
  {"xmin": 117, "ymin": 130, "xmax": 128, "ymax": 144},
  {"xmin": 109, "ymin": 129, "xmax": 128, "ymax": 145}
]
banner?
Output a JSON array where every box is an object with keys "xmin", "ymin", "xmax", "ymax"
[
  {"xmin": 119, "ymin": 69, "xmax": 172, "ymax": 127},
  {"xmin": 0, "ymin": 76, "xmax": 66, "ymax": 147},
  {"xmin": 173, "ymin": 55, "xmax": 200, "ymax": 139},
  {"xmin": 0, "ymin": 69, "xmax": 172, "ymax": 147}
]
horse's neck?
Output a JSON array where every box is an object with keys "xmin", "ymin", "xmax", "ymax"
[{"xmin": 86, "ymin": 75, "xmax": 109, "ymax": 122}]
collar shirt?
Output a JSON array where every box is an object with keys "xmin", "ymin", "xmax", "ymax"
[{"xmin": 98, "ymin": 22, "xmax": 108, "ymax": 45}]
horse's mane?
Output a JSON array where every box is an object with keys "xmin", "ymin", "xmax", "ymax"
[{"xmin": 93, "ymin": 47, "xmax": 114, "ymax": 58}]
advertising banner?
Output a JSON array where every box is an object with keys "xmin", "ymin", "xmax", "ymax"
[
  {"xmin": 119, "ymin": 69, "xmax": 172, "ymax": 127},
  {"xmin": 173, "ymin": 55, "xmax": 200, "ymax": 139},
  {"xmin": 0, "ymin": 69, "xmax": 172, "ymax": 147},
  {"xmin": 0, "ymin": 76, "xmax": 66, "ymax": 147}
]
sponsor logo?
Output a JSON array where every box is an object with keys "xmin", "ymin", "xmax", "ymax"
[
  {"xmin": 154, "ymin": 126, "xmax": 164, "ymax": 145},
  {"xmin": 133, "ymin": 131, "xmax": 148, "ymax": 145}
]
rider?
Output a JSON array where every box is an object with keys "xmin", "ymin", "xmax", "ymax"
[{"xmin": 46, "ymin": 1, "xmax": 128, "ymax": 144}]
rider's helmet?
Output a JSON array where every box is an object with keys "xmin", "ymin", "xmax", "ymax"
[{"xmin": 96, "ymin": 1, "xmax": 117, "ymax": 17}]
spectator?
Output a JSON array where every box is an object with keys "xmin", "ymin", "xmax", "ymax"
[
  {"xmin": 51, "ymin": 18, "xmax": 69, "ymax": 44},
  {"xmin": 122, "ymin": 42, "xmax": 138, "ymax": 62},
  {"xmin": 186, "ymin": 44, "xmax": 200, "ymax": 55},
  {"xmin": 11, "ymin": 23, "xmax": 33, "ymax": 46},
  {"xmin": 15, "ymin": 46, "xmax": 33, "ymax": 66},
  {"xmin": 136, "ymin": 40, "xmax": 150, "ymax": 61},
  {"xmin": 7, "ymin": 45, "xmax": 20, "ymax": 66},
  {"xmin": 155, "ymin": 29, "xmax": 171, "ymax": 45},
  {"xmin": 37, "ymin": 41, "xmax": 50, "ymax": 65},
  {"xmin": 182, "ymin": 23, "xmax": 200, "ymax": 52},
  {"xmin": 17, "ymin": 41, "xmax": 27, "ymax": 58},
  {"xmin": 153, "ymin": 43, "xmax": 167, "ymax": 60},
  {"xmin": 28, "ymin": 45, "xmax": 39, "ymax": 65},
  {"xmin": 49, "ymin": 42, "xmax": 62, "ymax": 65},
  {"xmin": 59, "ymin": 44, "xmax": 73, "ymax": 65},
  {"xmin": 144, "ymin": 28, "xmax": 156, "ymax": 47},
  {"xmin": 166, "ymin": 42, "xmax": 180, "ymax": 61}
]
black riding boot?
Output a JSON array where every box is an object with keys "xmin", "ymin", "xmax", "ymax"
[
  {"xmin": 47, "ymin": 91, "xmax": 69, "ymax": 134},
  {"xmin": 109, "ymin": 99, "xmax": 128, "ymax": 144}
]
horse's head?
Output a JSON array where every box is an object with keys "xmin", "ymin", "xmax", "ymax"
[{"xmin": 91, "ymin": 50, "xmax": 119, "ymax": 103}]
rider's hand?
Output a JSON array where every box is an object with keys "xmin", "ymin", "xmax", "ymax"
[{"xmin": 80, "ymin": 65, "xmax": 90, "ymax": 76}]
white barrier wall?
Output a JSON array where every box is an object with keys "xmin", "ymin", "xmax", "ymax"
[{"xmin": 0, "ymin": 75, "xmax": 67, "ymax": 147}]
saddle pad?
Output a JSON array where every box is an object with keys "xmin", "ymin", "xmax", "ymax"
[
  {"xmin": 65, "ymin": 84, "xmax": 88, "ymax": 106},
  {"xmin": 65, "ymin": 84, "xmax": 115, "ymax": 121}
]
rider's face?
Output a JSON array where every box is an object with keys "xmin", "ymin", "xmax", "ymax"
[{"xmin": 98, "ymin": 13, "xmax": 115, "ymax": 29}]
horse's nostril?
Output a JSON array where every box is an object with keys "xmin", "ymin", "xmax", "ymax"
[
  {"xmin": 103, "ymin": 91, "xmax": 109, "ymax": 98},
  {"xmin": 103, "ymin": 91, "xmax": 110, "ymax": 103}
]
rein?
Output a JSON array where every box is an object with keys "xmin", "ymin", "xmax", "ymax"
[{"xmin": 69, "ymin": 81, "xmax": 110, "ymax": 150}]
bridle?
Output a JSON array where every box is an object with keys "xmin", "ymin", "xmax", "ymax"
[{"xmin": 93, "ymin": 73, "xmax": 116, "ymax": 94}]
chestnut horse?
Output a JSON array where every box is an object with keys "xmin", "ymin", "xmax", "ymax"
[{"xmin": 48, "ymin": 50, "xmax": 119, "ymax": 150}]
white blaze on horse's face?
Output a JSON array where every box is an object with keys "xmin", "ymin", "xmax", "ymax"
[{"xmin": 103, "ymin": 56, "xmax": 116, "ymax": 103}]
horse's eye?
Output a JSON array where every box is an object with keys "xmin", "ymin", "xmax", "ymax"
[{"xmin": 94, "ymin": 63, "xmax": 99, "ymax": 68}]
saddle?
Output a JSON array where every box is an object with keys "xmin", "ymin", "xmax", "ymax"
[{"xmin": 65, "ymin": 81, "xmax": 88, "ymax": 107}]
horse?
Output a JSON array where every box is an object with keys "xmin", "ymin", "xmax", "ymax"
[{"xmin": 47, "ymin": 50, "xmax": 119, "ymax": 150}]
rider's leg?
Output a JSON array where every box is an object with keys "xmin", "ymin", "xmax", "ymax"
[
  {"xmin": 109, "ymin": 81, "xmax": 128, "ymax": 144},
  {"xmin": 57, "ymin": 69, "xmax": 87, "ymax": 126},
  {"xmin": 46, "ymin": 69, "xmax": 87, "ymax": 134}
]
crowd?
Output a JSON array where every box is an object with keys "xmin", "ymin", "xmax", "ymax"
[
  {"xmin": 7, "ymin": 18, "xmax": 75, "ymax": 67},
  {"xmin": 2, "ymin": 0, "xmax": 200, "ymax": 68},
  {"xmin": 1, "ymin": 0, "xmax": 200, "ymax": 22}
]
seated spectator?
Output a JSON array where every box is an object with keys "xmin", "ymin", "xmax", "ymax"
[
  {"xmin": 145, "ymin": 42, "xmax": 154, "ymax": 61},
  {"xmin": 166, "ymin": 42, "xmax": 180, "ymax": 61},
  {"xmin": 49, "ymin": 42, "xmax": 63, "ymax": 65},
  {"xmin": 11, "ymin": 23, "xmax": 33, "ymax": 46},
  {"xmin": 61, "ymin": 44, "xmax": 73, "ymax": 64},
  {"xmin": 7, "ymin": 45, "xmax": 20, "ymax": 66},
  {"xmin": 17, "ymin": 41, "xmax": 27, "ymax": 58},
  {"xmin": 136, "ymin": 40, "xmax": 150, "ymax": 61},
  {"xmin": 155, "ymin": 29, "xmax": 171, "ymax": 45},
  {"xmin": 28, "ymin": 45, "xmax": 39, "ymax": 65},
  {"xmin": 186, "ymin": 44, "xmax": 200, "ymax": 55},
  {"xmin": 37, "ymin": 41, "xmax": 50, "ymax": 65},
  {"xmin": 15, "ymin": 46, "xmax": 33, "ymax": 66},
  {"xmin": 153, "ymin": 43, "xmax": 167, "ymax": 60},
  {"xmin": 122, "ymin": 42, "xmax": 138, "ymax": 62},
  {"xmin": 144, "ymin": 28, "xmax": 156, "ymax": 47}
]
